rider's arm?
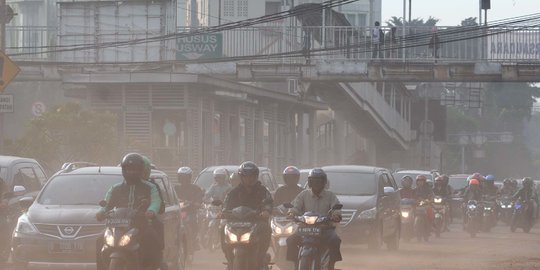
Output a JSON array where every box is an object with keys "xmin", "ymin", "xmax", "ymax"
[
  {"xmin": 330, "ymin": 192, "xmax": 342, "ymax": 218},
  {"xmin": 262, "ymin": 188, "xmax": 273, "ymax": 213},
  {"xmin": 98, "ymin": 185, "xmax": 115, "ymax": 214},
  {"xmin": 146, "ymin": 182, "xmax": 162, "ymax": 214},
  {"xmin": 289, "ymin": 190, "xmax": 305, "ymax": 215}
]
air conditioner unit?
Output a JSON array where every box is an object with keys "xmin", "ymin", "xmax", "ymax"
[{"xmin": 288, "ymin": 78, "xmax": 298, "ymax": 95}]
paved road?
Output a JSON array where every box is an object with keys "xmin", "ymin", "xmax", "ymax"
[{"xmin": 188, "ymin": 222, "xmax": 540, "ymax": 270}]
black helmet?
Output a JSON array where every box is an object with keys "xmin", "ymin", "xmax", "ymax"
[
  {"xmin": 307, "ymin": 168, "xmax": 327, "ymax": 188},
  {"xmin": 283, "ymin": 166, "xmax": 300, "ymax": 186},
  {"xmin": 503, "ymin": 178, "xmax": 511, "ymax": 186},
  {"xmin": 523, "ymin": 177, "xmax": 533, "ymax": 188},
  {"xmin": 238, "ymin": 161, "xmax": 259, "ymax": 177},
  {"xmin": 121, "ymin": 153, "xmax": 145, "ymax": 184}
]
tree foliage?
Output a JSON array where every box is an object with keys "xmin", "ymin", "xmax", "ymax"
[
  {"xmin": 460, "ymin": 17, "xmax": 479, "ymax": 27},
  {"xmin": 6, "ymin": 103, "xmax": 120, "ymax": 171},
  {"xmin": 386, "ymin": 16, "xmax": 439, "ymax": 27}
]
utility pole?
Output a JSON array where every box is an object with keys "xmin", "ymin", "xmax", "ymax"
[
  {"xmin": 218, "ymin": 0, "xmax": 222, "ymax": 25},
  {"xmin": 408, "ymin": 0, "xmax": 412, "ymax": 23},
  {"xmin": 0, "ymin": 0, "xmax": 6, "ymax": 152}
]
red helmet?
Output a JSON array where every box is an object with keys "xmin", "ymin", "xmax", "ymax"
[{"xmin": 469, "ymin": 179, "xmax": 480, "ymax": 186}]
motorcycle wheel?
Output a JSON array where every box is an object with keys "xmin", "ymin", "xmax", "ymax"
[
  {"xmin": 232, "ymin": 251, "xmax": 249, "ymax": 270},
  {"xmin": 298, "ymin": 256, "xmax": 313, "ymax": 270},
  {"xmin": 386, "ymin": 227, "xmax": 400, "ymax": 251},
  {"xmin": 368, "ymin": 225, "xmax": 383, "ymax": 250},
  {"xmin": 109, "ymin": 258, "xmax": 126, "ymax": 270}
]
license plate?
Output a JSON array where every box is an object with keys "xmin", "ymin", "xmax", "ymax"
[
  {"xmin": 278, "ymin": 237, "xmax": 287, "ymax": 246},
  {"xmin": 274, "ymin": 217, "xmax": 289, "ymax": 222},
  {"xmin": 48, "ymin": 241, "xmax": 84, "ymax": 254},
  {"xmin": 298, "ymin": 227, "xmax": 321, "ymax": 236},
  {"xmin": 106, "ymin": 218, "xmax": 130, "ymax": 226}
]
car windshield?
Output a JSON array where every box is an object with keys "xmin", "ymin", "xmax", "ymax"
[
  {"xmin": 38, "ymin": 174, "xmax": 123, "ymax": 205},
  {"xmin": 326, "ymin": 172, "xmax": 377, "ymax": 196},
  {"xmin": 449, "ymin": 176, "xmax": 468, "ymax": 191}
]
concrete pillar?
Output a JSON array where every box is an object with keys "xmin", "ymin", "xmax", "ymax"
[
  {"xmin": 229, "ymin": 103, "xmax": 240, "ymax": 164},
  {"xmin": 333, "ymin": 117, "xmax": 345, "ymax": 164},
  {"xmin": 296, "ymin": 112, "xmax": 304, "ymax": 166},
  {"xmin": 308, "ymin": 111, "xmax": 316, "ymax": 166}
]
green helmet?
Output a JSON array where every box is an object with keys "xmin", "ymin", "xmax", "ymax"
[{"xmin": 142, "ymin": 155, "xmax": 152, "ymax": 180}]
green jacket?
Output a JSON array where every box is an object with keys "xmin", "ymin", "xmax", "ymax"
[{"xmin": 100, "ymin": 180, "xmax": 162, "ymax": 214}]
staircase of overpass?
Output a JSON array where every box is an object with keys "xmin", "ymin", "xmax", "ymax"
[{"xmin": 6, "ymin": 23, "xmax": 540, "ymax": 150}]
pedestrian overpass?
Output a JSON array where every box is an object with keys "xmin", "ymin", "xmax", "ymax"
[{"xmin": 7, "ymin": 24, "xmax": 540, "ymax": 154}]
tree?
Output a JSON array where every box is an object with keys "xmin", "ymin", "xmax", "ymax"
[
  {"xmin": 386, "ymin": 16, "xmax": 439, "ymax": 27},
  {"xmin": 7, "ymin": 103, "xmax": 120, "ymax": 171},
  {"xmin": 460, "ymin": 17, "xmax": 478, "ymax": 27}
]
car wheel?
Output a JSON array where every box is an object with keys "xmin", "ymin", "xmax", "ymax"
[{"xmin": 368, "ymin": 224, "xmax": 383, "ymax": 250}]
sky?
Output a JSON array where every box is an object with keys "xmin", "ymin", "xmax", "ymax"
[{"xmin": 382, "ymin": 0, "xmax": 539, "ymax": 26}]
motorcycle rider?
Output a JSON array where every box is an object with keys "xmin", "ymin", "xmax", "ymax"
[
  {"xmin": 462, "ymin": 178, "xmax": 482, "ymax": 227},
  {"xmin": 513, "ymin": 178, "xmax": 539, "ymax": 219},
  {"xmin": 205, "ymin": 167, "xmax": 232, "ymax": 203},
  {"xmin": 498, "ymin": 178, "xmax": 516, "ymax": 197},
  {"xmin": 222, "ymin": 161, "xmax": 273, "ymax": 270},
  {"xmin": 274, "ymin": 166, "xmax": 304, "ymax": 206},
  {"xmin": 95, "ymin": 153, "xmax": 163, "ymax": 270},
  {"xmin": 433, "ymin": 175, "xmax": 452, "ymax": 231},
  {"xmin": 483, "ymin": 175, "xmax": 498, "ymax": 197},
  {"xmin": 414, "ymin": 175, "xmax": 434, "ymax": 201},
  {"xmin": 175, "ymin": 167, "xmax": 204, "ymax": 252},
  {"xmin": 399, "ymin": 175, "xmax": 415, "ymax": 199},
  {"xmin": 286, "ymin": 168, "xmax": 342, "ymax": 270}
]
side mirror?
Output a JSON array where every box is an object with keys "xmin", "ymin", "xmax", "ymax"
[
  {"xmin": 283, "ymin": 203, "xmax": 294, "ymax": 209},
  {"xmin": 211, "ymin": 200, "xmax": 223, "ymax": 206},
  {"xmin": 98, "ymin": 200, "xmax": 107, "ymax": 208},
  {"xmin": 383, "ymin": 186, "xmax": 396, "ymax": 196},
  {"xmin": 18, "ymin": 197, "xmax": 34, "ymax": 211},
  {"xmin": 332, "ymin": 204, "xmax": 343, "ymax": 210},
  {"xmin": 13, "ymin": 185, "xmax": 26, "ymax": 197}
]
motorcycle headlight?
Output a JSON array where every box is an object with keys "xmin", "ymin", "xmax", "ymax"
[
  {"xmin": 358, "ymin": 207, "xmax": 377, "ymax": 220},
  {"xmin": 225, "ymin": 227, "xmax": 238, "ymax": 243},
  {"xmin": 468, "ymin": 205, "xmax": 477, "ymax": 210},
  {"xmin": 434, "ymin": 198, "xmax": 442, "ymax": 204},
  {"xmin": 118, "ymin": 229, "xmax": 137, "ymax": 247},
  {"xmin": 484, "ymin": 207, "xmax": 492, "ymax": 211},
  {"xmin": 401, "ymin": 211, "xmax": 409, "ymax": 218},
  {"xmin": 104, "ymin": 228, "xmax": 115, "ymax": 247},
  {"xmin": 303, "ymin": 216, "xmax": 318, "ymax": 225},
  {"xmin": 285, "ymin": 225, "xmax": 294, "ymax": 234},
  {"xmin": 15, "ymin": 214, "xmax": 37, "ymax": 234},
  {"xmin": 239, "ymin": 232, "xmax": 251, "ymax": 243},
  {"xmin": 274, "ymin": 226, "xmax": 282, "ymax": 235}
]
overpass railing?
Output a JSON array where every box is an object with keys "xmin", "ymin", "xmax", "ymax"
[{"xmin": 6, "ymin": 25, "xmax": 540, "ymax": 64}]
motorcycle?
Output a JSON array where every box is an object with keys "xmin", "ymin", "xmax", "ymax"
[
  {"xmin": 414, "ymin": 199, "xmax": 431, "ymax": 242},
  {"xmin": 511, "ymin": 200, "xmax": 534, "ymax": 233},
  {"xmin": 400, "ymin": 198, "xmax": 416, "ymax": 241},
  {"xmin": 432, "ymin": 196, "xmax": 448, "ymax": 237},
  {"xmin": 202, "ymin": 202, "xmax": 222, "ymax": 251},
  {"xmin": 220, "ymin": 200, "xmax": 272, "ymax": 270},
  {"xmin": 99, "ymin": 200, "xmax": 154, "ymax": 270},
  {"xmin": 497, "ymin": 196, "xmax": 514, "ymax": 225},
  {"xmin": 481, "ymin": 197, "xmax": 497, "ymax": 232},
  {"xmin": 464, "ymin": 200, "xmax": 482, "ymax": 238},
  {"xmin": 292, "ymin": 204, "xmax": 343, "ymax": 270},
  {"xmin": 271, "ymin": 204, "xmax": 297, "ymax": 270}
]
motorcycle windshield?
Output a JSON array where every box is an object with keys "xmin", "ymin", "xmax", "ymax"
[
  {"xmin": 230, "ymin": 206, "xmax": 258, "ymax": 220},
  {"xmin": 107, "ymin": 208, "xmax": 135, "ymax": 227}
]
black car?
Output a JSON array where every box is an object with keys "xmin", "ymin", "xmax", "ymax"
[
  {"xmin": 11, "ymin": 166, "xmax": 183, "ymax": 270},
  {"xmin": 319, "ymin": 165, "xmax": 401, "ymax": 250},
  {"xmin": 194, "ymin": 165, "xmax": 278, "ymax": 193}
]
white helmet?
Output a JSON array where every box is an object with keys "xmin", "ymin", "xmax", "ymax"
[
  {"xmin": 213, "ymin": 167, "xmax": 228, "ymax": 177},
  {"xmin": 177, "ymin": 167, "xmax": 193, "ymax": 176}
]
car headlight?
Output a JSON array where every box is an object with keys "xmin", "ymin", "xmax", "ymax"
[
  {"xmin": 225, "ymin": 227, "xmax": 238, "ymax": 243},
  {"xmin": 434, "ymin": 198, "xmax": 442, "ymax": 204},
  {"xmin": 104, "ymin": 228, "xmax": 115, "ymax": 247},
  {"xmin": 239, "ymin": 232, "xmax": 251, "ymax": 243},
  {"xmin": 15, "ymin": 214, "xmax": 37, "ymax": 234},
  {"xmin": 401, "ymin": 211, "xmax": 409, "ymax": 218},
  {"xmin": 358, "ymin": 207, "xmax": 377, "ymax": 220},
  {"xmin": 118, "ymin": 229, "xmax": 137, "ymax": 247},
  {"xmin": 303, "ymin": 216, "xmax": 318, "ymax": 225}
]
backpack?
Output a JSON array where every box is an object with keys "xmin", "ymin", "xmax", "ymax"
[{"xmin": 149, "ymin": 179, "xmax": 166, "ymax": 214}]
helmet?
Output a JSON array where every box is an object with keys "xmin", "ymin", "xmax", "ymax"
[
  {"xmin": 523, "ymin": 177, "xmax": 533, "ymax": 188},
  {"xmin": 511, "ymin": 179, "xmax": 518, "ymax": 187},
  {"xmin": 440, "ymin": 174, "xmax": 449, "ymax": 186},
  {"xmin": 435, "ymin": 176, "xmax": 443, "ymax": 183},
  {"xmin": 121, "ymin": 153, "xmax": 146, "ymax": 184},
  {"xmin": 469, "ymin": 179, "xmax": 480, "ymax": 186},
  {"xmin": 142, "ymin": 156, "xmax": 152, "ymax": 180},
  {"xmin": 177, "ymin": 166, "xmax": 193, "ymax": 176},
  {"xmin": 472, "ymin": 173, "xmax": 484, "ymax": 181},
  {"xmin": 416, "ymin": 175, "xmax": 427, "ymax": 183},
  {"xmin": 283, "ymin": 166, "xmax": 300, "ymax": 186},
  {"xmin": 307, "ymin": 168, "xmax": 327, "ymax": 188},
  {"xmin": 485, "ymin": 175, "xmax": 495, "ymax": 182},
  {"xmin": 238, "ymin": 161, "xmax": 259, "ymax": 177},
  {"xmin": 401, "ymin": 175, "xmax": 413, "ymax": 189},
  {"xmin": 230, "ymin": 172, "xmax": 241, "ymax": 186},
  {"xmin": 213, "ymin": 167, "xmax": 228, "ymax": 177},
  {"xmin": 503, "ymin": 178, "xmax": 511, "ymax": 186}
]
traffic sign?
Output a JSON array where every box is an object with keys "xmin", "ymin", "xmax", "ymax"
[
  {"xmin": 177, "ymin": 33, "xmax": 223, "ymax": 60},
  {"xmin": 32, "ymin": 101, "xmax": 46, "ymax": 117},
  {"xmin": 0, "ymin": 52, "xmax": 21, "ymax": 92}
]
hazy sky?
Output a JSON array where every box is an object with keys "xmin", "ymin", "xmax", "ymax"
[{"xmin": 382, "ymin": 0, "xmax": 539, "ymax": 26}]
